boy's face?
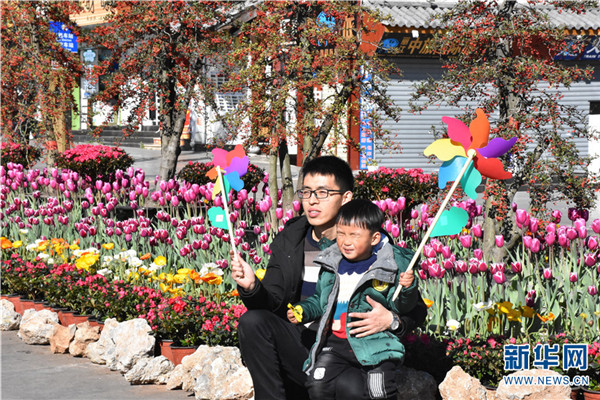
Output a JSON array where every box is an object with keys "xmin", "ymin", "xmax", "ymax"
[
  {"xmin": 301, "ymin": 173, "xmax": 352, "ymax": 232},
  {"xmin": 336, "ymin": 223, "xmax": 381, "ymax": 262}
]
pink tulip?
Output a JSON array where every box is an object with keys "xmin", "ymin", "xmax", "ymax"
[
  {"xmin": 473, "ymin": 248, "xmax": 483, "ymax": 260},
  {"xmin": 529, "ymin": 218, "xmax": 539, "ymax": 233},
  {"xmin": 558, "ymin": 234, "xmax": 569, "ymax": 248},
  {"xmin": 543, "ymin": 268, "xmax": 553, "ymax": 280},
  {"xmin": 423, "ymin": 246, "xmax": 436, "ymax": 258},
  {"xmin": 515, "ymin": 209, "xmax": 529, "ymax": 228},
  {"xmin": 592, "ymin": 219, "xmax": 600, "ymax": 234},
  {"xmin": 276, "ymin": 208, "xmax": 283, "ymax": 220},
  {"xmin": 478, "ymin": 261, "xmax": 488, "ymax": 272},
  {"xmin": 441, "ymin": 246, "xmax": 451, "ymax": 259},
  {"xmin": 397, "ymin": 197, "xmax": 406, "ymax": 211},
  {"xmin": 566, "ymin": 228, "xmax": 578, "ymax": 241},
  {"xmin": 471, "ymin": 224, "xmax": 482, "ymax": 238},
  {"xmin": 397, "ymin": 240, "xmax": 407, "ymax": 248},
  {"xmin": 292, "ymin": 200, "xmax": 301, "ymax": 212},
  {"xmin": 262, "ymin": 244, "xmax": 271, "ymax": 254},
  {"xmin": 418, "ymin": 270, "xmax": 428, "ymax": 280},
  {"xmin": 545, "ymin": 232, "xmax": 556, "ymax": 246},
  {"xmin": 546, "ymin": 223, "xmax": 557, "ymax": 234},
  {"xmin": 584, "ymin": 253, "xmax": 597, "ymax": 267},
  {"xmin": 569, "ymin": 272, "xmax": 578, "ymax": 282},
  {"xmin": 253, "ymin": 226, "xmax": 261, "ymax": 235},
  {"xmin": 459, "ymin": 235, "xmax": 472, "ymax": 248},
  {"xmin": 410, "ymin": 209, "xmax": 418, "ymax": 219},
  {"xmin": 495, "ymin": 235, "xmax": 504, "ymax": 248},
  {"xmin": 455, "ymin": 260, "xmax": 467, "ymax": 274},
  {"xmin": 530, "ymin": 238, "xmax": 541, "ymax": 253},
  {"xmin": 493, "ymin": 271, "xmax": 506, "ymax": 284},
  {"xmin": 491, "ymin": 263, "xmax": 505, "ymax": 274},
  {"xmin": 523, "ymin": 235, "xmax": 532, "ymax": 249},
  {"xmin": 431, "ymin": 241, "xmax": 443, "ymax": 254},
  {"xmin": 443, "ymin": 259, "xmax": 454, "ymax": 270},
  {"xmin": 428, "ymin": 263, "xmax": 444, "ymax": 278},
  {"xmin": 588, "ymin": 236, "xmax": 599, "ymax": 250},
  {"xmin": 468, "ymin": 262, "xmax": 479, "ymax": 274},
  {"xmin": 588, "ymin": 286, "xmax": 598, "ymax": 296},
  {"xmin": 391, "ymin": 224, "xmax": 400, "ymax": 238},
  {"xmin": 511, "ymin": 262, "xmax": 522, "ymax": 274}
]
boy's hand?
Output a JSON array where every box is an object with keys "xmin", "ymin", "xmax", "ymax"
[
  {"xmin": 230, "ymin": 250, "xmax": 256, "ymax": 291},
  {"xmin": 287, "ymin": 309, "xmax": 299, "ymax": 324},
  {"xmin": 398, "ymin": 269, "xmax": 414, "ymax": 288}
]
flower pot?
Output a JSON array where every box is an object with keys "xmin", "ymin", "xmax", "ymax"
[
  {"xmin": 20, "ymin": 298, "xmax": 35, "ymax": 313},
  {"xmin": 33, "ymin": 300, "xmax": 46, "ymax": 311},
  {"xmin": 583, "ymin": 388, "xmax": 600, "ymax": 400},
  {"xmin": 4, "ymin": 294, "xmax": 22, "ymax": 314},
  {"xmin": 159, "ymin": 340, "xmax": 174, "ymax": 361},
  {"xmin": 170, "ymin": 345, "xmax": 198, "ymax": 366},
  {"xmin": 86, "ymin": 317, "xmax": 104, "ymax": 331},
  {"xmin": 572, "ymin": 387, "xmax": 581, "ymax": 400},
  {"xmin": 58, "ymin": 310, "xmax": 87, "ymax": 326}
]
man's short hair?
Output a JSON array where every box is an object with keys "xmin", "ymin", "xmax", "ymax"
[
  {"xmin": 336, "ymin": 199, "xmax": 384, "ymax": 233},
  {"xmin": 301, "ymin": 156, "xmax": 354, "ymax": 192}
]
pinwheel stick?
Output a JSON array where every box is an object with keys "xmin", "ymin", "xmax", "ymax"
[
  {"xmin": 392, "ymin": 149, "xmax": 477, "ymax": 301},
  {"xmin": 216, "ymin": 166, "xmax": 238, "ymax": 256}
]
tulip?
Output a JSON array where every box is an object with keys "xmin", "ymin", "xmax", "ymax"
[
  {"xmin": 490, "ymin": 263, "xmax": 505, "ymax": 274},
  {"xmin": 253, "ymin": 226, "xmax": 261, "ymax": 235},
  {"xmin": 391, "ymin": 224, "xmax": 400, "ymax": 238},
  {"xmin": 495, "ymin": 235, "xmax": 504, "ymax": 248},
  {"xmin": 592, "ymin": 219, "xmax": 600, "ymax": 234},
  {"xmin": 478, "ymin": 261, "xmax": 488, "ymax": 273},
  {"xmin": 545, "ymin": 232, "xmax": 556, "ymax": 246},
  {"xmin": 584, "ymin": 253, "xmax": 597, "ymax": 267},
  {"xmin": 443, "ymin": 259, "xmax": 454, "ymax": 270},
  {"xmin": 410, "ymin": 209, "xmax": 418, "ymax": 219},
  {"xmin": 455, "ymin": 260, "xmax": 467, "ymax": 274},
  {"xmin": 276, "ymin": 208, "xmax": 283, "ymax": 220},
  {"xmin": 569, "ymin": 272, "xmax": 578, "ymax": 282},
  {"xmin": 511, "ymin": 262, "xmax": 522, "ymax": 274},
  {"xmin": 471, "ymin": 224, "xmax": 482, "ymax": 238},
  {"xmin": 431, "ymin": 241, "xmax": 443, "ymax": 254},
  {"xmin": 566, "ymin": 227, "xmax": 578, "ymax": 241},
  {"xmin": 397, "ymin": 240, "xmax": 407, "ymax": 248},
  {"xmin": 530, "ymin": 238, "xmax": 541, "ymax": 253},
  {"xmin": 473, "ymin": 248, "xmax": 483, "ymax": 260},
  {"xmin": 587, "ymin": 236, "xmax": 598, "ymax": 250},
  {"xmin": 493, "ymin": 270, "xmax": 506, "ymax": 284},
  {"xmin": 551, "ymin": 209, "xmax": 562, "ymax": 223},
  {"xmin": 441, "ymin": 245, "xmax": 451, "ymax": 259},
  {"xmin": 546, "ymin": 223, "xmax": 557, "ymax": 234},
  {"xmin": 468, "ymin": 262, "xmax": 479, "ymax": 274},
  {"xmin": 418, "ymin": 270, "xmax": 428, "ymax": 280},
  {"xmin": 515, "ymin": 209, "xmax": 529, "ymax": 228},
  {"xmin": 423, "ymin": 246, "xmax": 436, "ymax": 258},
  {"xmin": 558, "ymin": 234, "xmax": 569, "ymax": 248},
  {"xmin": 459, "ymin": 235, "xmax": 472, "ymax": 248},
  {"xmin": 588, "ymin": 286, "xmax": 598, "ymax": 296},
  {"xmin": 523, "ymin": 235, "xmax": 532, "ymax": 249},
  {"xmin": 529, "ymin": 218, "xmax": 539, "ymax": 233},
  {"xmin": 543, "ymin": 268, "xmax": 553, "ymax": 280},
  {"xmin": 428, "ymin": 263, "xmax": 444, "ymax": 278}
]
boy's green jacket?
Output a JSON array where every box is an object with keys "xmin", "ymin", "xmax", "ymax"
[{"xmin": 297, "ymin": 240, "xmax": 419, "ymax": 374}]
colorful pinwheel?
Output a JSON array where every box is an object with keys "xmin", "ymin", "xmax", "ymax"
[
  {"xmin": 424, "ymin": 108, "xmax": 517, "ymax": 237},
  {"xmin": 392, "ymin": 108, "xmax": 516, "ymax": 301},
  {"xmin": 205, "ymin": 144, "xmax": 249, "ymax": 252}
]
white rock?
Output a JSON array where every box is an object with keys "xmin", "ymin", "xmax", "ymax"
[
  {"xmin": 125, "ymin": 356, "xmax": 175, "ymax": 384},
  {"xmin": 0, "ymin": 299, "xmax": 21, "ymax": 330},
  {"xmin": 17, "ymin": 309, "xmax": 59, "ymax": 345}
]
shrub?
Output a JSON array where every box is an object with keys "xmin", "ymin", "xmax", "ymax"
[
  {"xmin": 178, "ymin": 161, "xmax": 265, "ymax": 191},
  {"xmin": 353, "ymin": 167, "xmax": 439, "ymax": 211},
  {"xmin": 0, "ymin": 141, "xmax": 42, "ymax": 168},
  {"xmin": 55, "ymin": 144, "xmax": 133, "ymax": 181}
]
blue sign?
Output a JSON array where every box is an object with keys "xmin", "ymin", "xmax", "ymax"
[
  {"xmin": 554, "ymin": 36, "xmax": 600, "ymax": 61},
  {"xmin": 49, "ymin": 22, "xmax": 78, "ymax": 53}
]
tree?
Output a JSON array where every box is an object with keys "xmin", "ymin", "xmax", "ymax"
[
  {"xmin": 221, "ymin": 1, "xmax": 401, "ymax": 213},
  {"xmin": 410, "ymin": 0, "xmax": 598, "ymax": 258},
  {"xmin": 85, "ymin": 1, "xmax": 235, "ymax": 181},
  {"xmin": 1, "ymin": 1, "xmax": 82, "ymax": 156}
]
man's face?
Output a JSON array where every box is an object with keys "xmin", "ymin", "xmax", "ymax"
[
  {"xmin": 336, "ymin": 223, "xmax": 380, "ymax": 262},
  {"xmin": 301, "ymin": 173, "xmax": 351, "ymax": 231}
]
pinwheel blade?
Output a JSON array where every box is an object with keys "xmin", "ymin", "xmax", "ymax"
[
  {"xmin": 208, "ymin": 206, "xmax": 229, "ymax": 229},
  {"xmin": 469, "ymin": 108, "xmax": 490, "ymax": 149},
  {"xmin": 424, "ymin": 139, "xmax": 467, "ymax": 161},
  {"xmin": 439, "ymin": 157, "xmax": 481, "ymax": 199},
  {"xmin": 430, "ymin": 207, "xmax": 469, "ymax": 237},
  {"xmin": 212, "ymin": 175, "xmax": 231, "ymax": 201},
  {"xmin": 474, "ymin": 155, "xmax": 513, "ymax": 180},
  {"xmin": 442, "ymin": 116, "xmax": 471, "ymax": 150},
  {"xmin": 211, "ymin": 148, "xmax": 229, "ymax": 168},
  {"xmin": 226, "ymin": 156, "xmax": 249, "ymax": 178},
  {"xmin": 477, "ymin": 137, "xmax": 517, "ymax": 158},
  {"xmin": 226, "ymin": 144, "xmax": 246, "ymax": 165},
  {"xmin": 225, "ymin": 171, "xmax": 244, "ymax": 191}
]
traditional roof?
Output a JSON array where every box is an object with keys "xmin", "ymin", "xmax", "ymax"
[{"xmin": 364, "ymin": 0, "xmax": 600, "ymax": 31}]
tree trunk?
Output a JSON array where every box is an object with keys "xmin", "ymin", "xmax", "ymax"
[
  {"xmin": 268, "ymin": 149, "xmax": 279, "ymax": 227},
  {"xmin": 279, "ymin": 140, "xmax": 294, "ymax": 212},
  {"xmin": 158, "ymin": 133, "xmax": 182, "ymax": 182}
]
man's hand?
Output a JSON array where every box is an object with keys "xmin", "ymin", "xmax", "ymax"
[
  {"xmin": 398, "ymin": 270, "xmax": 414, "ymax": 288},
  {"xmin": 230, "ymin": 250, "xmax": 256, "ymax": 291},
  {"xmin": 287, "ymin": 309, "xmax": 299, "ymax": 324},
  {"xmin": 347, "ymin": 296, "xmax": 394, "ymax": 338}
]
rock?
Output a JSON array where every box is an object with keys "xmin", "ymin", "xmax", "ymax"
[
  {"xmin": 165, "ymin": 345, "xmax": 253, "ymax": 400},
  {"xmin": 17, "ymin": 309, "xmax": 59, "ymax": 345},
  {"xmin": 69, "ymin": 321, "xmax": 101, "ymax": 357},
  {"xmin": 0, "ymin": 299, "xmax": 21, "ymax": 330},
  {"xmin": 86, "ymin": 318, "xmax": 119, "ymax": 364},
  {"xmin": 85, "ymin": 318, "xmax": 155, "ymax": 373},
  {"xmin": 495, "ymin": 369, "xmax": 571, "ymax": 400},
  {"xmin": 439, "ymin": 365, "xmax": 489, "ymax": 400},
  {"xmin": 396, "ymin": 366, "xmax": 437, "ymax": 400},
  {"xmin": 49, "ymin": 323, "xmax": 76, "ymax": 353},
  {"xmin": 124, "ymin": 356, "xmax": 175, "ymax": 385}
]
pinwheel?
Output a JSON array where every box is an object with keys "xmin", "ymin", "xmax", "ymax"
[
  {"xmin": 392, "ymin": 108, "xmax": 516, "ymax": 301},
  {"xmin": 205, "ymin": 144, "xmax": 250, "ymax": 254}
]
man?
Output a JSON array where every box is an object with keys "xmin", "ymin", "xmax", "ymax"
[{"xmin": 231, "ymin": 156, "xmax": 425, "ymax": 400}]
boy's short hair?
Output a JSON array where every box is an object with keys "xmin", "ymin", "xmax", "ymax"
[
  {"xmin": 336, "ymin": 199, "xmax": 384, "ymax": 233},
  {"xmin": 301, "ymin": 156, "xmax": 354, "ymax": 193}
]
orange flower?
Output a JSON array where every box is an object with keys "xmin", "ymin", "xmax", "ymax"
[
  {"xmin": 537, "ymin": 312, "xmax": 555, "ymax": 323},
  {"xmin": 140, "ymin": 252, "xmax": 151, "ymax": 260},
  {"xmin": 230, "ymin": 289, "xmax": 239, "ymax": 297},
  {"xmin": 423, "ymin": 298, "xmax": 434, "ymax": 308},
  {"xmin": 0, "ymin": 237, "xmax": 13, "ymax": 249},
  {"xmin": 200, "ymin": 272, "xmax": 223, "ymax": 285},
  {"xmin": 189, "ymin": 270, "xmax": 201, "ymax": 283}
]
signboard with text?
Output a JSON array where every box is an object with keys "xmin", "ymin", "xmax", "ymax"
[{"xmin": 49, "ymin": 22, "xmax": 78, "ymax": 53}]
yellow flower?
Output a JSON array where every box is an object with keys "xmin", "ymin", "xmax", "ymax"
[
  {"xmin": 255, "ymin": 268, "xmax": 266, "ymax": 281},
  {"xmin": 521, "ymin": 306, "xmax": 535, "ymax": 319},
  {"xmin": 128, "ymin": 271, "xmax": 140, "ymax": 281},
  {"xmin": 102, "ymin": 243, "xmax": 115, "ymax": 250},
  {"xmin": 200, "ymin": 272, "xmax": 223, "ymax": 285},
  {"xmin": 177, "ymin": 268, "xmax": 192, "ymax": 275},
  {"xmin": 173, "ymin": 273, "xmax": 187, "ymax": 284},
  {"xmin": 159, "ymin": 282, "xmax": 170, "ymax": 292},
  {"xmin": 498, "ymin": 301, "xmax": 514, "ymax": 314},
  {"xmin": 506, "ymin": 309, "xmax": 522, "ymax": 322},
  {"xmin": 75, "ymin": 252, "xmax": 99, "ymax": 271},
  {"xmin": 154, "ymin": 256, "xmax": 167, "ymax": 266},
  {"xmin": 36, "ymin": 241, "xmax": 49, "ymax": 251},
  {"xmin": 12, "ymin": 240, "xmax": 23, "ymax": 249},
  {"xmin": 423, "ymin": 298, "xmax": 434, "ymax": 308},
  {"xmin": 580, "ymin": 313, "xmax": 588, "ymax": 319},
  {"xmin": 70, "ymin": 243, "xmax": 80, "ymax": 250}
]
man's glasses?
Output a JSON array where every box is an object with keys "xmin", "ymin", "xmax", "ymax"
[{"xmin": 296, "ymin": 189, "xmax": 344, "ymax": 199}]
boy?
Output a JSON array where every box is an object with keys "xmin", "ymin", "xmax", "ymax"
[{"xmin": 287, "ymin": 199, "xmax": 417, "ymax": 400}]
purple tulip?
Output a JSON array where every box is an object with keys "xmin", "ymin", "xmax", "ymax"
[
  {"xmin": 459, "ymin": 235, "xmax": 472, "ymax": 248},
  {"xmin": 543, "ymin": 268, "xmax": 553, "ymax": 280},
  {"xmin": 493, "ymin": 271, "xmax": 506, "ymax": 284},
  {"xmin": 495, "ymin": 235, "xmax": 504, "ymax": 248},
  {"xmin": 588, "ymin": 286, "xmax": 598, "ymax": 296},
  {"xmin": 569, "ymin": 272, "xmax": 578, "ymax": 282}
]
